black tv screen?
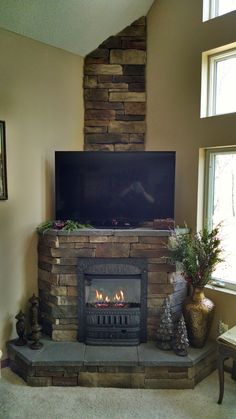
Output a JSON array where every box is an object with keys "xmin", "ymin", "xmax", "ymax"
[{"xmin": 55, "ymin": 151, "xmax": 175, "ymax": 228}]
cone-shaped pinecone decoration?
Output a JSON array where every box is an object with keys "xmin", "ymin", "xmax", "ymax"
[
  {"xmin": 172, "ymin": 315, "xmax": 189, "ymax": 356},
  {"xmin": 156, "ymin": 297, "xmax": 174, "ymax": 350}
]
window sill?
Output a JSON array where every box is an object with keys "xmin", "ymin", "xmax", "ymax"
[
  {"xmin": 205, "ymin": 284, "xmax": 236, "ymax": 297},
  {"xmin": 201, "ymin": 111, "xmax": 236, "ymax": 119}
]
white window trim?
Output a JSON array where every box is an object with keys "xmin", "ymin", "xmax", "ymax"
[
  {"xmin": 208, "ymin": 49, "xmax": 236, "ymax": 117},
  {"xmin": 201, "ymin": 43, "xmax": 236, "ymax": 118},
  {"xmin": 204, "ymin": 147, "xmax": 236, "ymax": 292},
  {"xmin": 211, "ymin": 0, "xmax": 219, "ymax": 18},
  {"xmin": 203, "ymin": 0, "xmax": 219, "ymax": 20},
  {"xmin": 206, "ymin": 283, "xmax": 236, "ymax": 295},
  {"xmin": 203, "ymin": 0, "xmax": 211, "ymax": 21}
]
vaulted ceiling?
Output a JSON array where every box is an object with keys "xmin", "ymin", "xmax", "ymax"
[{"xmin": 0, "ymin": 0, "xmax": 155, "ymax": 56}]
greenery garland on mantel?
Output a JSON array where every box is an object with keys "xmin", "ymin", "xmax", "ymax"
[{"xmin": 37, "ymin": 220, "xmax": 92, "ymax": 233}]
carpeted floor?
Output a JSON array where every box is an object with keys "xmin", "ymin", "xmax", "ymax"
[{"xmin": 0, "ymin": 368, "xmax": 235, "ymax": 419}]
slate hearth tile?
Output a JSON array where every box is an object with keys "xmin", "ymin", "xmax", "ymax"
[
  {"xmin": 44, "ymin": 229, "xmax": 100, "ymax": 236},
  {"xmin": 138, "ymin": 342, "xmax": 192, "ymax": 367},
  {"xmin": 8, "ymin": 339, "xmax": 85, "ymax": 367},
  {"xmin": 7, "ymin": 340, "xmax": 45, "ymax": 365},
  {"xmin": 30, "ymin": 341, "xmax": 86, "ymax": 366},
  {"xmin": 187, "ymin": 341, "xmax": 216, "ymax": 364},
  {"xmin": 84, "ymin": 345, "xmax": 138, "ymax": 366},
  {"xmin": 114, "ymin": 229, "xmax": 171, "ymax": 236},
  {"xmin": 43, "ymin": 229, "xmax": 172, "ymax": 237}
]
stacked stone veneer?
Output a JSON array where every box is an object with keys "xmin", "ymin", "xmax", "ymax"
[
  {"xmin": 38, "ymin": 229, "xmax": 187, "ymax": 342},
  {"xmin": 84, "ymin": 17, "xmax": 146, "ymax": 151},
  {"xmin": 8, "ymin": 339, "xmax": 217, "ymax": 388}
]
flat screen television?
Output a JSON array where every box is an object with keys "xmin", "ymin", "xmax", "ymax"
[{"xmin": 55, "ymin": 151, "xmax": 175, "ymax": 228}]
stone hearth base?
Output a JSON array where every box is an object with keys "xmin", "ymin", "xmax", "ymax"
[{"xmin": 7, "ymin": 338, "xmax": 216, "ymax": 388}]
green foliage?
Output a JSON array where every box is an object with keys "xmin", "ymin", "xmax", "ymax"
[
  {"xmin": 36, "ymin": 220, "xmax": 54, "ymax": 233},
  {"xmin": 168, "ymin": 225, "xmax": 223, "ymax": 287},
  {"xmin": 36, "ymin": 220, "xmax": 92, "ymax": 233},
  {"xmin": 61, "ymin": 220, "xmax": 92, "ymax": 232}
]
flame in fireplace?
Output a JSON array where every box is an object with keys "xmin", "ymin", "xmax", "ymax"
[
  {"xmin": 114, "ymin": 290, "xmax": 124, "ymax": 302},
  {"xmin": 94, "ymin": 289, "xmax": 125, "ymax": 303},
  {"xmin": 95, "ymin": 289, "xmax": 111, "ymax": 302}
]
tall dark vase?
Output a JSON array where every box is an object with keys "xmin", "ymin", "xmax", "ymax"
[{"xmin": 183, "ymin": 287, "xmax": 215, "ymax": 348}]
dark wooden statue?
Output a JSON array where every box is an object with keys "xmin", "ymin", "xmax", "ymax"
[
  {"xmin": 15, "ymin": 310, "xmax": 27, "ymax": 346},
  {"xmin": 29, "ymin": 294, "xmax": 43, "ymax": 350}
]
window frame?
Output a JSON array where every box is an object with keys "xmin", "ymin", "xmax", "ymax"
[
  {"xmin": 207, "ymin": 48, "xmax": 236, "ymax": 117},
  {"xmin": 210, "ymin": 0, "xmax": 219, "ymax": 18},
  {"xmin": 204, "ymin": 147, "xmax": 236, "ymax": 291}
]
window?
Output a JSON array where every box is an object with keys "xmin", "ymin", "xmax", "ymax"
[
  {"xmin": 203, "ymin": 0, "xmax": 236, "ymax": 20},
  {"xmin": 217, "ymin": 0, "xmax": 236, "ymax": 16},
  {"xmin": 204, "ymin": 148, "xmax": 236, "ymax": 290},
  {"xmin": 201, "ymin": 46, "xmax": 236, "ymax": 117},
  {"xmin": 208, "ymin": 49, "xmax": 236, "ymax": 116}
]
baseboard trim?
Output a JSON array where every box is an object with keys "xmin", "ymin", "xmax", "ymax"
[{"xmin": 1, "ymin": 358, "xmax": 9, "ymax": 368}]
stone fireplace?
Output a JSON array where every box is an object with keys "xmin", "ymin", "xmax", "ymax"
[
  {"xmin": 38, "ymin": 228, "xmax": 187, "ymax": 343},
  {"xmin": 7, "ymin": 227, "xmax": 217, "ymax": 388}
]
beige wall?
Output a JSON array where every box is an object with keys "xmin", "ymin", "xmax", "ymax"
[
  {"xmin": 147, "ymin": 0, "xmax": 236, "ymax": 228},
  {"xmin": 0, "ymin": 28, "xmax": 84, "ymax": 358},
  {"xmin": 147, "ymin": 1, "xmax": 236, "ymax": 337},
  {"xmin": 205, "ymin": 287, "xmax": 236, "ymax": 337}
]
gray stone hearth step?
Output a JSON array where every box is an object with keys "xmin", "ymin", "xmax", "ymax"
[{"xmin": 7, "ymin": 338, "xmax": 217, "ymax": 388}]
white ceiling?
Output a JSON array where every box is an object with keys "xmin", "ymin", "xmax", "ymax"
[{"xmin": 0, "ymin": 0, "xmax": 155, "ymax": 56}]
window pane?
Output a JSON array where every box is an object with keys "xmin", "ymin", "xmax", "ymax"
[
  {"xmin": 218, "ymin": 0, "xmax": 236, "ymax": 16},
  {"xmin": 215, "ymin": 55, "xmax": 236, "ymax": 115},
  {"xmin": 211, "ymin": 153, "xmax": 236, "ymax": 282},
  {"xmin": 203, "ymin": 0, "xmax": 236, "ymax": 20}
]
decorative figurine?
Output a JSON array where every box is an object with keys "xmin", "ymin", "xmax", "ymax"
[
  {"xmin": 28, "ymin": 294, "xmax": 43, "ymax": 350},
  {"xmin": 29, "ymin": 294, "xmax": 40, "ymax": 328},
  {"xmin": 30, "ymin": 323, "xmax": 43, "ymax": 350},
  {"xmin": 156, "ymin": 297, "xmax": 174, "ymax": 350},
  {"xmin": 172, "ymin": 315, "xmax": 189, "ymax": 356},
  {"xmin": 15, "ymin": 310, "xmax": 27, "ymax": 346}
]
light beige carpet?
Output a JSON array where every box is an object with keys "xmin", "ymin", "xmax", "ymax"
[{"xmin": 0, "ymin": 368, "xmax": 235, "ymax": 419}]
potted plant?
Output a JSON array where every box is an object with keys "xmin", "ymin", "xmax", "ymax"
[{"xmin": 168, "ymin": 225, "xmax": 223, "ymax": 348}]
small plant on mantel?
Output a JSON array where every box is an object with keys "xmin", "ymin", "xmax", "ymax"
[
  {"xmin": 36, "ymin": 220, "xmax": 92, "ymax": 233},
  {"xmin": 167, "ymin": 225, "xmax": 223, "ymax": 288}
]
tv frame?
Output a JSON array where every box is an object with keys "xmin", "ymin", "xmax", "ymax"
[{"xmin": 55, "ymin": 151, "xmax": 176, "ymax": 229}]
